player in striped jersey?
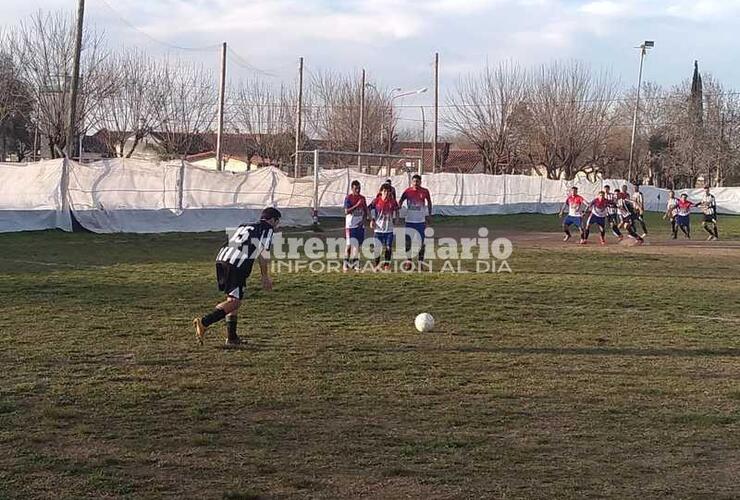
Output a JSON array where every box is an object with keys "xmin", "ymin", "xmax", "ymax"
[
  {"xmin": 603, "ymin": 185, "xmax": 623, "ymax": 240},
  {"xmin": 630, "ymin": 185, "xmax": 648, "ymax": 237},
  {"xmin": 193, "ymin": 207, "xmax": 281, "ymax": 346},
  {"xmin": 663, "ymin": 190, "xmax": 679, "ymax": 239},
  {"xmin": 616, "ymin": 194, "xmax": 644, "ymax": 244},
  {"xmin": 697, "ymin": 186, "xmax": 719, "ymax": 241}
]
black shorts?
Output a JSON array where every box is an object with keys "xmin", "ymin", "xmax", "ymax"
[
  {"xmin": 703, "ymin": 213, "xmax": 717, "ymax": 223},
  {"xmin": 607, "ymin": 213, "xmax": 620, "ymax": 224},
  {"xmin": 620, "ymin": 214, "xmax": 635, "ymax": 225},
  {"xmin": 216, "ymin": 262, "xmax": 250, "ymax": 299}
]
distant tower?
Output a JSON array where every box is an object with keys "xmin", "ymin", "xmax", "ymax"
[{"xmin": 689, "ymin": 60, "xmax": 704, "ymax": 127}]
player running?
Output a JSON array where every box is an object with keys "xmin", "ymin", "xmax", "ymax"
[
  {"xmin": 581, "ymin": 191, "xmax": 609, "ymax": 245},
  {"xmin": 369, "ymin": 183, "xmax": 399, "ymax": 271},
  {"xmin": 343, "ymin": 180, "xmax": 369, "ymax": 271},
  {"xmin": 630, "ymin": 185, "xmax": 648, "ymax": 237},
  {"xmin": 603, "ymin": 185, "xmax": 623, "ymax": 240},
  {"xmin": 558, "ymin": 186, "xmax": 586, "ymax": 242},
  {"xmin": 398, "ymin": 174, "xmax": 433, "ymax": 267},
  {"xmin": 663, "ymin": 190, "xmax": 679, "ymax": 239},
  {"xmin": 697, "ymin": 186, "xmax": 719, "ymax": 241},
  {"xmin": 193, "ymin": 207, "xmax": 281, "ymax": 347},
  {"xmin": 675, "ymin": 193, "xmax": 693, "ymax": 238},
  {"xmin": 616, "ymin": 193, "xmax": 644, "ymax": 244}
]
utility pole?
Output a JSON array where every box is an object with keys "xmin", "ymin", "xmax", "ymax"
[
  {"xmin": 215, "ymin": 42, "xmax": 227, "ymax": 171},
  {"xmin": 420, "ymin": 106, "xmax": 426, "ymax": 174},
  {"xmin": 294, "ymin": 56, "xmax": 304, "ymax": 177},
  {"xmin": 65, "ymin": 0, "xmax": 85, "ymax": 159},
  {"xmin": 628, "ymin": 40, "xmax": 654, "ymax": 183},
  {"xmin": 357, "ymin": 68, "xmax": 365, "ymax": 171},
  {"xmin": 432, "ymin": 52, "xmax": 439, "ymax": 174}
]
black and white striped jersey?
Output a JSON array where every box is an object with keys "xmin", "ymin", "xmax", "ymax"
[
  {"xmin": 699, "ymin": 193, "xmax": 717, "ymax": 215},
  {"xmin": 605, "ymin": 192, "xmax": 618, "ymax": 215},
  {"xmin": 215, "ymin": 220, "xmax": 274, "ymax": 272}
]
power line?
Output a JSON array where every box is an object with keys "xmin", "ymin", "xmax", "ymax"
[{"xmin": 96, "ymin": 0, "xmax": 223, "ymax": 52}]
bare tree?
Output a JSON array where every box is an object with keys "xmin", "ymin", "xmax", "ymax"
[
  {"xmin": 521, "ymin": 61, "xmax": 619, "ymax": 180},
  {"xmin": 0, "ymin": 33, "xmax": 34, "ymax": 160},
  {"xmin": 92, "ymin": 49, "xmax": 159, "ymax": 158},
  {"xmin": 230, "ymin": 78, "xmax": 303, "ymax": 166},
  {"xmin": 615, "ymin": 82, "xmax": 670, "ymax": 184},
  {"xmin": 700, "ymin": 75, "xmax": 740, "ymax": 186},
  {"xmin": 149, "ymin": 58, "xmax": 218, "ymax": 159},
  {"xmin": 6, "ymin": 11, "xmax": 111, "ymax": 158},
  {"xmin": 445, "ymin": 61, "xmax": 527, "ymax": 174},
  {"xmin": 308, "ymin": 70, "xmax": 396, "ymax": 167}
]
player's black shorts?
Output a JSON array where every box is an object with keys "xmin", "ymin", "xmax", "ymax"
[
  {"xmin": 607, "ymin": 213, "xmax": 620, "ymax": 224},
  {"xmin": 216, "ymin": 262, "xmax": 250, "ymax": 299},
  {"xmin": 703, "ymin": 213, "xmax": 717, "ymax": 223}
]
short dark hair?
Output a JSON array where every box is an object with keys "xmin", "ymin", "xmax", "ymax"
[
  {"xmin": 351, "ymin": 180, "xmax": 361, "ymax": 188},
  {"xmin": 385, "ymin": 178, "xmax": 392, "ymax": 184},
  {"xmin": 604, "ymin": 185, "xmax": 610, "ymax": 189},
  {"xmin": 380, "ymin": 183, "xmax": 392, "ymax": 193},
  {"xmin": 260, "ymin": 207, "xmax": 282, "ymax": 221},
  {"xmin": 412, "ymin": 174, "xmax": 421, "ymax": 181}
]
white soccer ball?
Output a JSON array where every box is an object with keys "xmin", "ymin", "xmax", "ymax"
[{"xmin": 415, "ymin": 313, "xmax": 435, "ymax": 333}]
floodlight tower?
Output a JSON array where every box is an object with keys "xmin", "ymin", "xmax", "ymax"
[{"xmin": 628, "ymin": 40, "xmax": 654, "ymax": 184}]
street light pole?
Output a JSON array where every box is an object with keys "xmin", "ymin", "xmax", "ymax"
[
  {"xmin": 420, "ymin": 106, "xmax": 426, "ymax": 174},
  {"xmin": 628, "ymin": 40, "xmax": 654, "ymax": 184}
]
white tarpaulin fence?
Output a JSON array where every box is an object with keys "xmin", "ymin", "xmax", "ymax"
[{"xmin": 2, "ymin": 158, "xmax": 739, "ymax": 233}]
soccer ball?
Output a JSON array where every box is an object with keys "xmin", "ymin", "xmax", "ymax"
[{"xmin": 415, "ymin": 313, "xmax": 435, "ymax": 333}]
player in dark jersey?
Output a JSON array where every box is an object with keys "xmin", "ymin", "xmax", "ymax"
[
  {"xmin": 603, "ymin": 185, "xmax": 623, "ymax": 240},
  {"xmin": 616, "ymin": 195, "xmax": 644, "ymax": 244},
  {"xmin": 193, "ymin": 207, "xmax": 281, "ymax": 346},
  {"xmin": 697, "ymin": 186, "xmax": 719, "ymax": 240}
]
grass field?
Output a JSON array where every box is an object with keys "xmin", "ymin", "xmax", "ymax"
[{"xmin": 1, "ymin": 214, "xmax": 739, "ymax": 499}]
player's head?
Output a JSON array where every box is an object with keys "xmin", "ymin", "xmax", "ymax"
[
  {"xmin": 669, "ymin": 190, "xmax": 675, "ymax": 198},
  {"xmin": 260, "ymin": 207, "xmax": 282, "ymax": 227},
  {"xmin": 350, "ymin": 180, "xmax": 361, "ymax": 194},
  {"xmin": 634, "ymin": 184, "xmax": 640, "ymax": 192},
  {"xmin": 411, "ymin": 174, "xmax": 422, "ymax": 187},
  {"xmin": 597, "ymin": 190, "xmax": 605, "ymax": 200},
  {"xmin": 704, "ymin": 185, "xmax": 711, "ymax": 193},
  {"xmin": 680, "ymin": 193, "xmax": 688, "ymax": 200},
  {"xmin": 379, "ymin": 183, "xmax": 392, "ymax": 199},
  {"xmin": 604, "ymin": 185, "xmax": 610, "ymax": 192},
  {"xmin": 570, "ymin": 186, "xmax": 578, "ymax": 195},
  {"xmin": 621, "ymin": 184, "xmax": 628, "ymax": 192},
  {"xmin": 385, "ymin": 178, "xmax": 392, "ymax": 185}
]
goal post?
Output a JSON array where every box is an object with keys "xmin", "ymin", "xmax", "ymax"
[{"xmin": 295, "ymin": 149, "xmax": 423, "ymax": 222}]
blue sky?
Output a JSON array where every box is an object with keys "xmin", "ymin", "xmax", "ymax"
[{"xmin": 4, "ymin": 0, "xmax": 740, "ymax": 119}]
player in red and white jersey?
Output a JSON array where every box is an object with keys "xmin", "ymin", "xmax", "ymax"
[
  {"xmin": 558, "ymin": 186, "xmax": 586, "ymax": 242},
  {"xmin": 343, "ymin": 180, "xmax": 369, "ymax": 271},
  {"xmin": 663, "ymin": 190, "xmax": 679, "ymax": 239},
  {"xmin": 369, "ymin": 183, "xmax": 399, "ymax": 270},
  {"xmin": 581, "ymin": 191, "xmax": 609, "ymax": 245},
  {"xmin": 399, "ymin": 174, "xmax": 432, "ymax": 266},
  {"xmin": 675, "ymin": 193, "xmax": 693, "ymax": 238}
]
